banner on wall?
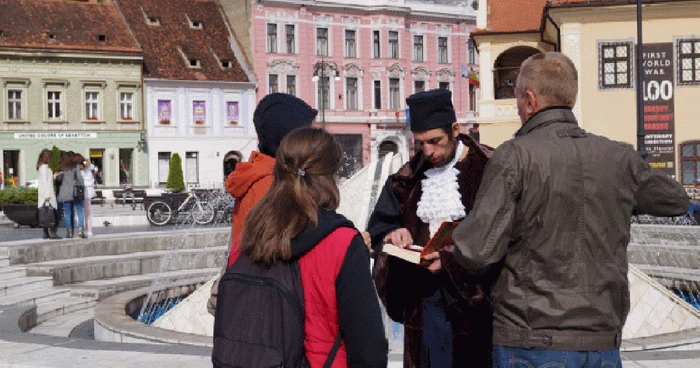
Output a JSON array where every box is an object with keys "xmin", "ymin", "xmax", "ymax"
[
  {"xmin": 193, "ymin": 101, "xmax": 206, "ymax": 125},
  {"xmin": 227, "ymin": 102, "xmax": 239, "ymax": 125},
  {"xmin": 642, "ymin": 43, "xmax": 675, "ymax": 177},
  {"xmin": 158, "ymin": 100, "xmax": 171, "ymax": 125}
]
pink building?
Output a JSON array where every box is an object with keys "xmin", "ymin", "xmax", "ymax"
[{"xmin": 251, "ymin": 0, "xmax": 479, "ymax": 178}]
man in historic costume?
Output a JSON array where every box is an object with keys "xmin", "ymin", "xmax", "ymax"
[{"xmin": 367, "ymin": 89, "xmax": 493, "ymax": 367}]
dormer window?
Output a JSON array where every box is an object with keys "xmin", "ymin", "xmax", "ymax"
[
  {"xmin": 0, "ymin": 30, "xmax": 5, "ymax": 37},
  {"xmin": 186, "ymin": 14, "xmax": 202, "ymax": 29},
  {"xmin": 97, "ymin": 34, "xmax": 106, "ymax": 42},
  {"xmin": 221, "ymin": 61, "xmax": 232, "ymax": 69},
  {"xmin": 146, "ymin": 16, "xmax": 160, "ymax": 26},
  {"xmin": 189, "ymin": 58, "xmax": 200, "ymax": 68},
  {"xmin": 46, "ymin": 32, "xmax": 56, "ymax": 40}
]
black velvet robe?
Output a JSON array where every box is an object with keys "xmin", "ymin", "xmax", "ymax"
[{"xmin": 368, "ymin": 134, "xmax": 494, "ymax": 368}]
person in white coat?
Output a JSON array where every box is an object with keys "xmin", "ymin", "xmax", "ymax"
[
  {"xmin": 36, "ymin": 149, "xmax": 61, "ymax": 240},
  {"xmin": 77, "ymin": 153, "xmax": 97, "ymax": 237}
]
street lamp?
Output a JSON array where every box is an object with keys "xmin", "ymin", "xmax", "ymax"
[
  {"xmin": 635, "ymin": 0, "xmax": 647, "ymax": 158},
  {"xmin": 312, "ymin": 57, "xmax": 340, "ymax": 130}
]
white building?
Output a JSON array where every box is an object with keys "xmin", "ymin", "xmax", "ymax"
[{"xmin": 116, "ymin": 0, "xmax": 256, "ymax": 188}]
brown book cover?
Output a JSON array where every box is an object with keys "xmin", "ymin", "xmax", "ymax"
[{"xmin": 381, "ymin": 221, "xmax": 460, "ymax": 264}]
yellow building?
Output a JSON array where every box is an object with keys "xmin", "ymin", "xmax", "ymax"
[{"xmin": 473, "ymin": 0, "xmax": 700, "ymax": 184}]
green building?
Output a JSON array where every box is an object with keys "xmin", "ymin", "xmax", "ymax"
[{"xmin": 0, "ymin": 0, "xmax": 145, "ymax": 188}]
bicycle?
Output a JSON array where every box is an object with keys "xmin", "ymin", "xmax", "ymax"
[{"xmin": 146, "ymin": 190, "xmax": 215, "ymax": 226}]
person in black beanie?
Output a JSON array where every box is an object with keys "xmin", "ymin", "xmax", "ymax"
[
  {"xmin": 208, "ymin": 93, "xmax": 318, "ymax": 314},
  {"xmin": 367, "ymin": 89, "xmax": 495, "ymax": 367}
]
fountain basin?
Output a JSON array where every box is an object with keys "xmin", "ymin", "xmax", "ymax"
[{"xmin": 94, "ymin": 280, "xmax": 212, "ymax": 347}]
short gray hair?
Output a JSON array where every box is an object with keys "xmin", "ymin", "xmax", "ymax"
[{"xmin": 515, "ymin": 52, "xmax": 578, "ymax": 108}]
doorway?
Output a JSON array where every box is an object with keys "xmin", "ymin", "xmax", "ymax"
[
  {"xmin": 2, "ymin": 150, "xmax": 20, "ymax": 187},
  {"xmin": 90, "ymin": 149, "xmax": 104, "ymax": 185},
  {"xmin": 223, "ymin": 151, "xmax": 242, "ymax": 182}
]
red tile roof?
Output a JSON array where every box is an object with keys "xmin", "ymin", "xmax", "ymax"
[
  {"xmin": 115, "ymin": 0, "xmax": 250, "ymax": 82},
  {"xmin": 473, "ymin": 0, "xmax": 549, "ymax": 35},
  {"xmin": 0, "ymin": 0, "xmax": 141, "ymax": 54}
]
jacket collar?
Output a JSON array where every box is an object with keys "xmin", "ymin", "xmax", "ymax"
[{"xmin": 516, "ymin": 107, "xmax": 578, "ymax": 137}]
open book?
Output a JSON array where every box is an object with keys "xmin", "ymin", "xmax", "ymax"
[{"xmin": 381, "ymin": 221, "xmax": 460, "ymax": 264}]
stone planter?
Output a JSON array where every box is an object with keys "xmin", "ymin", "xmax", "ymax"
[{"xmin": 2, "ymin": 204, "xmax": 39, "ymax": 227}]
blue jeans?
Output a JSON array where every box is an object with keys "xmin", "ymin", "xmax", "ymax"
[
  {"xmin": 63, "ymin": 201, "xmax": 84, "ymax": 229},
  {"xmin": 493, "ymin": 345, "xmax": 622, "ymax": 368},
  {"xmin": 421, "ymin": 289, "xmax": 453, "ymax": 368}
]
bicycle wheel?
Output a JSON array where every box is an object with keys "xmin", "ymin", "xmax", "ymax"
[
  {"xmin": 146, "ymin": 201, "xmax": 173, "ymax": 226},
  {"xmin": 192, "ymin": 201, "xmax": 215, "ymax": 225}
]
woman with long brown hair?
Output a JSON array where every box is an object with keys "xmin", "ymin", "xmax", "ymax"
[
  {"xmin": 36, "ymin": 149, "xmax": 60, "ymax": 239},
  {"xmin": 56, "ymin": 151, "xmax": 86, "ymax": 238},
  {"xmin": 219, "ymin": 128, "xmax": 387, "ymax": 367}
]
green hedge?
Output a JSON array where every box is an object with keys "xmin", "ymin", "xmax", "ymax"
[{"xmin": 0, "ymin": 186, "xmax": 38, "ymax": 205}]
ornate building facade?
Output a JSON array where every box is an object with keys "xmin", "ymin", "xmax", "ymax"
[{"xmin": 246, "ymin": 0, "xmax": 480, "ymax": 178}]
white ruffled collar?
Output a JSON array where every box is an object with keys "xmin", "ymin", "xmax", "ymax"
[{"xmin": 416, "ymin": 141, "xmax": 466, "ymax": 237}]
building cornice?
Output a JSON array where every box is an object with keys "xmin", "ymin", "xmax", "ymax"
[
  {"xmin": 258, "ymin": 0, "xmax": 476, "ymax": 23},
  {"xmin": 143, "ymin": 78, "xmax": 256, "ymax": 89},
  {"xmin": 0, "ymin": 48, "xmax": 143, "ymax": 61}
]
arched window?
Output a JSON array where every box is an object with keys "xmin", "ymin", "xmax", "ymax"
[
  {"xmin": 378, "ymin": 140, "xmax": 399, "ymax": 158},
  {"xmin": 494, "ymin": 46, "xmax": 540, "ymax": 100},
  {"xmin": 681, "ymin": 141, "xmax": 700, "ymax": 184}
]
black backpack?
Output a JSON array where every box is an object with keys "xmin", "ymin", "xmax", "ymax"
[{"xmin": 213, "ymin": 252, "xmax": 341, "ymax": 368}]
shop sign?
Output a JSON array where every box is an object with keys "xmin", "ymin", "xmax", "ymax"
[{"xmin": 14, "ymin": 132, "xmax": 97, "ymax": 139}]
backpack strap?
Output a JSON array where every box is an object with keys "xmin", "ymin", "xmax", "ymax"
[{"xmin": 322, "ymin": 332, "xmax": 343, "ymax": 368}]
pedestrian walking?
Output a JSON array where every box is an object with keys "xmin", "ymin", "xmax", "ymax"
[
  {"xmin": 77, "ymin": 153, "xmax": 97, "ymax": 237},
  {"xmin": 36, "ymin": 149, "xmax": 61, "ymax": 240},
  {"xmin": 57, "ymin": 152, "xmax": 86, "ymax": 239}
]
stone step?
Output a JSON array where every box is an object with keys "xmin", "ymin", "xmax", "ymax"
[
  {"xmin": 70, "ymin": 268, "xmax": 221, "ymax": 301},
  {"xmin": 0, "ymin": 276, "xmax": 54, "ymax": 298},
  {"xmin": 29, "ymin": 308, "xmax": 94, "ymax": 338},
  {"xmin": 0, "ymin": 287, "xmax": 70, "ymax": 307},
  {"xmin": 35, "ymin": 296, "xmax": 98, "ymax": 325},
  {"xmin": 2, "ymin": 228, "xmax": 229, "ymax": 264},
  {"xmin": 0, "ymin": 246, "xmax": 8, "ymax": 257},
  {"xmin": 27, "ymin": 246, "xmax": 227, "ymax": 286},
  {"xmin": 0, "ymin": 257, "xmax": 9, "ymax": 267},
  {"xmin": 0, "ymin": 266, "xmax": 27, "ymax": 281}
]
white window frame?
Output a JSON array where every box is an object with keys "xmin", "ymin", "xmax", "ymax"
[
  {"xmin": 119, "ymin": 91, "xmax": 135, "ymax": 121},
  {"xmin": 267, "ymin": 23, "xmax": 278, "ymax": 54},
  {"xmin": 388, "ymin": 31, "xmax": 399, "ymax": 59},
  {"xmin": 286, "ymin": 75, "xmax": 297, "ymax": 96},
  {"xmin": 4, "ymin": 82, "xmax": 28, "ymax": 122},
  {"xmin": 438, "ymin": 36, "xmax": 449, "ymax": 64},
  {"xmin": 316, "ymin": 27, "xmax": 330, "ymax": 57},
  {"xmin": 345, "ymin": 29, "xmax": 357, "ymax": 58},
  {"xmin": 314, "ymin": 69, "xmax": 337, "ymax": 110},
  {"xmin": 346, "ymin": 77, "xmax": 359, "ymax": 110},
  {"xmin": 285, "ymin": 24, "xmax": 296, "ymax": 54},
  {"xmin": 45, "ymin": 84, "xmax": 66, "ymax": 122},
  {"xmin": 84, "ymin": 90, "xmax": 101, "ymax": 121},
  {"xmin": 372, "ymin": 30, "xmax": 381, "ymax": 59},
  {"xmin": 372, "ymin": 79, "xmax": 382, "ymax": 110},
  {"xmin": 414, "ymin": 80, "xmax": 426, "ymax": 94},
  {"xmin": 158, "ymin": 152, "xmax": 170, "ymax": 184},
  {"xmin": 413, "ymin": 34, "xmax": 425, "ymax": 62},
  {"xmin": 268, "ymin": 74, "xmax": 279, "ymax": 94},
  {"xmin": 185, "ymin": 152, "xmax": 199, "ymax": 184}
]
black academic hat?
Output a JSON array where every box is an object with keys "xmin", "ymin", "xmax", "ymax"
[
  {"xmin": 406, "ymin": 89, "xmax": 456, "ymax": 132},
  {"xmin": 254, "ymin": 93, "xmax": 318, "ymax": 157}
]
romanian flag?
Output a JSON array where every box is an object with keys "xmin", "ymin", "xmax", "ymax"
[{"xmin": 468, "ymin": 69, "xmax": 480, "ymax": 88}]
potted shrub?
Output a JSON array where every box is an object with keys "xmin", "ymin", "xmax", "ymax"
[
  {"xmin": 166, "ymin": 153, "xmax": 186, "ymax": 193},
  {"xmin": 0, "ymin": 186, "xmax": 40, "ymax": 227}
]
